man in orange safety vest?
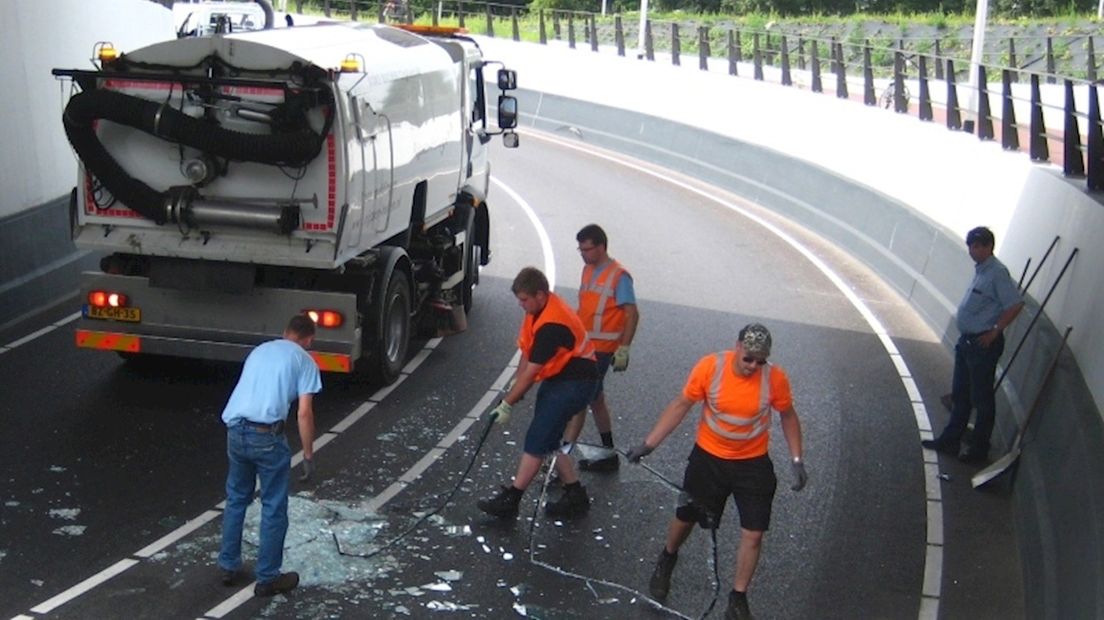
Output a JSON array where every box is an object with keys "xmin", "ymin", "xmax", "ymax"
[
  {"xmin": 477, "ymin": 267, "xmax": 600, "ymax": 519},
  {"xmin": 562, "ymin": 224, "xmax": 639, "ymax": 472}
]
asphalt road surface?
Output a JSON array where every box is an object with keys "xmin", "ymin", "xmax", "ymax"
[{"xmin": 1, "ymin": 129, "xmax": 969, "ymax": 619}]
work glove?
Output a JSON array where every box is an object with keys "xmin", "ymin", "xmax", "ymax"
[
  {"xmin": 299, "ymin": 458, "xmax": 313, "ymax": 482},
  {"xmin": 491, "ymin": 401, "xmax": 513, "ymax": 425},
  {"xmin": 626, "ymin": 443, "xmax": 654, "ymax": 463},
  {"xmin": 791, "ymin": 459, "xmax": 807, "ymax": 491},
  {"xmin": 612, "ymin": 345, "xmax": 631, "ymax": 372}
]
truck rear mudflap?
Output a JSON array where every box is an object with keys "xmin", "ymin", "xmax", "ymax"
[{"xmin": 76, "ymin": 272, "xmax": 360, "ymax": 372}]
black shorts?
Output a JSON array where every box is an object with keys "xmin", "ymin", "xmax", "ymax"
[
  {"xmin": 676, "ymin": 444, "xmax": 777, "ymax": 531},
  {"xmin": 592, "ymin": 352, "xmax": 613, "ymax": 398}
]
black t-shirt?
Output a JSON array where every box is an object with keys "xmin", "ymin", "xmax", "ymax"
[{"xmin": 530, "ymin": 324, "xmax": 599, "ymax": 381}]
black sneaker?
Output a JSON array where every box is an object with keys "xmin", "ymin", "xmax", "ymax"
[
  {"xmin": 958, "ymin": 449, "xmax": 988, "ymax": 465},
  {"xmin": 478, "ymin": 485, "xmax": 523, "ymax": 518},
  {"xmin": 920, "ymin": 438, "xmax": 957, "ymax": 456},
  {"xmin": 649, "ymin": 548, "xmax": 678, "ymax": 600},
  {"xmin": 219, "ymin": 567, "xmax": 247, "ymax": 587},
  {"xmin": 544, "ymin": 482, "xmax": 590, "ymax": 518},
  {"xmin": 254, "ymin": 572, "xmax": 299, "ymax": 597},
  {"xmin": 579, "ymin": 453, "xmax": 620, "ymax": 472},
  {"xmin": 724, "ymin": 590, "xmax": 754, "ymax": 620}
]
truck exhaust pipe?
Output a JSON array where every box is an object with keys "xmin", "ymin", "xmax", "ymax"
[{"xmin": 165, "ymin": 187, "xmax": 309, "ymax": 235}]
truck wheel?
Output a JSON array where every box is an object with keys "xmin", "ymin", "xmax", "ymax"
[
  {"xmin": 462, "ymin": 241, "xmax": 479, "ymax": 315},
  {"xmin": 461, "ymin": 210, "xmax": 479, "ymax": 315},
  {"xmin": 369, "ymin": 269, "xmax": 411, "ymax": 385}
]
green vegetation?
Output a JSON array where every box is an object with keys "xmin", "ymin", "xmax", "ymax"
[{"xmin": 289, "ymin": 1, "xmax": 1102, "ymax": 79}]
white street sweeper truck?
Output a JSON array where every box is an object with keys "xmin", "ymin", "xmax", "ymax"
[{"xmin": 54, "ymin": 18, "xmax": 519, "ymax": 383}]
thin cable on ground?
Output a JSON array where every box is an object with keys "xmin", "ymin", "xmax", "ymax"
[
  {"xmin": 327, "ymin": 425, "xmax": 723, "ymax": 619},
  {"xmin": 332, "ymin": 413, "xmax": 499, "ymax": 560},
  {"xmin": 523, "ymin": 446, "xmax": 723, "ymax": 620}
]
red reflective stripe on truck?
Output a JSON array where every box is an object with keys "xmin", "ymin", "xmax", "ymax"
[
  {"xmin": 103, "ymin": 79, "xmax": 175, "ymax": 90},
  {"xmin": 84, "ymin": 171, "xmax": 141, "ymax": 218},
  {"xmin": 305, "ymin": 133, "xmax": 337, "ymax": 232},
  {"xmin": 309, "ymin": 351, "xmax": 351, "ymax": 373},
  {"xmin": 76, "ymin": 330, "xmax": 140, "ymax": 352},
  {"xmin": 219, "ymin": 85, "xmax": 284, "ymax": 97}
]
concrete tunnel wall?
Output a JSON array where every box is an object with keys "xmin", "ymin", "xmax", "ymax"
[
  {"xmin": 476, "ymin": 37, "xmax": 1103, "ymax": 618},
  {"xmin": 0, "ymin": 0, "xmax": 173, "ymax": 330}
]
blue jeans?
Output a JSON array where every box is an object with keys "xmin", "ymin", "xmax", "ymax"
[
  {"xmin": 524, "ymin": 379, "xmax": 599, "ymax": 455},
  {"xmin": 218, "ymin": 424, "xmax": 290, "ymax": 584},
  {"xmin": 941, "ymin": 333, "xmax": 1005, "ymax": 454}
]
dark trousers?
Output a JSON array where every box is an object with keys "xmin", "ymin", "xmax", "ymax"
[{"xmin": 940, "ymin": 332, "xmax": 1005, "ymax": 454}]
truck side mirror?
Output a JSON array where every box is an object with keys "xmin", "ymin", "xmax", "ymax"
[
  {"xmin": 497, "ymin": 69, "xmax": 517, "ymax": 91},
  {"xmin": 497, "ymin": 95, "xmax": 518, "ymax": 130},
  {"xmin": 503, "ymin": 132, "xmax": 519, "ymax": 148}
]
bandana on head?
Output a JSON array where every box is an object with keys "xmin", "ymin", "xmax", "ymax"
[{"xmin": 740, "ymin": 323, "xmax": 772, "ymax": 357}]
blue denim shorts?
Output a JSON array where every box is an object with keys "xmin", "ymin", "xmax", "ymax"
[{"xmin": 524, "ymin": 378, "xmax": 598, "ymax": 456}]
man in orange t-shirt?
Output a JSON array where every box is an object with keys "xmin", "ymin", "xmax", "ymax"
[{"xmin": 627, "ymin": 323, "xmax": 806, "ymax": 620}]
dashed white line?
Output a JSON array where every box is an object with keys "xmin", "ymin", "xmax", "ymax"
[
  {"xmin": 28, "ymin": 558, "xmax": 140, "ymax": 615},
  {"xmin": 133, "ymin": 510, "xmax": 222, "ymax": 559},
  {"xmin": 0, "ymin": 312, "xmax": 79, "ymax": 353}
]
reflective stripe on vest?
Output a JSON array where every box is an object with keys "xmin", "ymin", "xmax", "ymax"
[
  {"xmin": 579, "ymin": 261, "xmax": 626, "ymax": 344},
  {"xmin": 702, "ymin": 352, "xmax": 772, "ymax": 441},
  {"xmin": 519, "ymin": 292, "xmax": 597, "ymax": 381}
]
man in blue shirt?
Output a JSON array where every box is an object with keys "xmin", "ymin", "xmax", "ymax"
[
  {"xmin": 217, "ymin": 314, "xmax": 322, "ymax": 597},
  {"xmin": 923, "ymin": 227, "xmax": 1024, "ymax": 465},
  {"xmin": 563, "ymin": 224, "xmax": 639, "ymax": 472}
]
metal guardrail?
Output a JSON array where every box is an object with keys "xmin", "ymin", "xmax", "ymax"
[{"xmin": 296, "ymin": 0, "xmax": 1104, "ymax": 191}]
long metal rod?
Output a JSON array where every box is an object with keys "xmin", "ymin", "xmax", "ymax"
[
  {"xmin": 995, "ymin": 247, "xmax": 1079, "ymax": 391},
  {"xmin": 973, "ymin": 325, "xmax": 1071, "ymax": 488},
  {"xmin": 1022, "ymin": 235, "xmax": 1060, "ymax": 294},
  {"xmin": 1017, "ymin": 257, "xmax": 1031, "ymax": 290}
]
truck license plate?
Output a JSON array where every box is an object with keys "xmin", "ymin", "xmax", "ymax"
[{"xmin": 84, "ymin": 305, "xmax": 142, "ymax": 322}]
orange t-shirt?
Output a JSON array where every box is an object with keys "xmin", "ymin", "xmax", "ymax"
[{"xmin": 683, "ymin": 351, "xmax": 794, "ymax": 460}]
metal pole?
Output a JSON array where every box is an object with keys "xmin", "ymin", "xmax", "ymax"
[
  {"xmin": 995, "ymin": 247, "xmax": 1079, "ymax": 391},
  {"xmin": 636, "ymin": 0, "xmax": 649, "ymax": 58},
  {"xmin": 967, "ymin": 0, "xmax": 990, "ymax": 123}
]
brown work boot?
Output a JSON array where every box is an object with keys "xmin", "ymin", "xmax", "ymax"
[{"xmin": 254, "ymin": 572, "xmax": 299, "ymax": 597}]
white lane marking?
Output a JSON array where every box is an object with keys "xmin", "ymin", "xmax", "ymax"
[
  {"xmin": 1, "ymin": 313, "xmax": 79, "ymax": 354},
  {"xmin": 133, "ymin": 510, "xmax": 222, "ymax": 559},
  {"xmin": 491, "ymin": 177, "xmax": 557, "ymax": 287},
  {"xmin": 200, "ymin": 586, "xmax": 254, "ymax": 618},
  {"xmin": 28, "ymin": 558, "xmax": 140, "ymax": 614},
  {"xmin": 525, "ymin": 130, "xmax": 943, "ymax": 619}
]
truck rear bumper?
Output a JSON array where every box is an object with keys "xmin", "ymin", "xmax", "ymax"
[{"xmin": 77, "ymin": 272, "xmax": 361, "ymax": 372}]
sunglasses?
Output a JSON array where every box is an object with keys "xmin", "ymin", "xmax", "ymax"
[{"xmin": 742, "ymin": 356, "xmax": 768, "ymax": 366}]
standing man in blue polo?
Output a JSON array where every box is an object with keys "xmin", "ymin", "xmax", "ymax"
[
  {"xmin": 218, "ymin": 314, "xmax": 322, "ymax": 597},
  {"xmin": 923, "ymin": 226, "xmax": 1024, "ymax": 465}
]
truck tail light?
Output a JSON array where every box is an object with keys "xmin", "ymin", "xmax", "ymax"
[
  {"xmin": 304, "ymin": 309, "xmax": 343, "ymax": 328},
  {"xmin": 88, "ymin": 290, "xmax": 129, "ymax": 308}
]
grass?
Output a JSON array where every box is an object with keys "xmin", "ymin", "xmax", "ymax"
[{"xmin": 288, "ymin": 3, "xmax": 1100, "ymax": 79}]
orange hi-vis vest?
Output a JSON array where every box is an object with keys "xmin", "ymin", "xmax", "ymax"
[
  {"xmin": 578, "ymin": 260, "xmax": 629, "ymax": 354},
  {"xmin": 695, "ymin": 352, "xmax": 775, "ymax": 460},
  {"xmin": 518, "ymin": 292, "xmax": 597, "ymax": 382}
]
